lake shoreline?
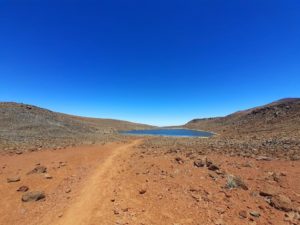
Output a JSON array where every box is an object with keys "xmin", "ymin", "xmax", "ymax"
[{"xmin": 119, "ymin": 128, "xmax": 214, "ymax": 138}]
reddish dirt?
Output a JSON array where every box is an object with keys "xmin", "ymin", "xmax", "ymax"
[
  {"xmin": 0, "ymin": 138, "xmax": 299, "ymax": 225},
  {"xmin": 114, "ymin": 150, "xmax": 300, "ymax": 225},
  {"xmin": 0, "ymin": 139, "xmax": 141, "ymax": 225}
]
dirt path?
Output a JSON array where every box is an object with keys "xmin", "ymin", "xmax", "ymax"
[
  {"xmin": 1, "ymin": 138, "xmax": 299, "ymax": 225},
  {"xmin": 52, "ymin": 139, "xmax": 141, "ymax": 225},
  {"xmin": 0, "ymin": 138, "xmax": 142, "ymax": 225}
]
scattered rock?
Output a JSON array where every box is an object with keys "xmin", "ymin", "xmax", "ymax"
[
  {"xmin": 290, "ymin": 155, "xmax": 300, "ymax": 161},
  {"xmin": 270, "ymin": 194, "xmax": 293, "ymax": 212},
  {"xmin": 139, "ymin": 189, "xmax": 147, "ymax": 194},
  {"xmin": 250, "ymin": 211, "xmax": 261, "ymax": 217},
  {"xmin": 44, "ymin": 173, "xmax": 52, "ymax": 179},
  {"xmin": 7, "ymin": 176, "xmax": 21, "ymax": 183},
  {"xmin": 259, "ymin": 185, "xmax": 278, "ymax": 197},
  {"xmin": 239, "ymin": 210, "xmax": 247, "ymax": 219},
  {"xmin": 27, "ymin": 165, "xmax": 47, "ymax": 174},
  {"xmin": 175, "ymin": 157, "xmax": 184, "ymax": 164},
  {"xmin": 241, "ymin": 163, "xmax": 252, "ymax": 168},
  {"xmin": 284, "ymin": 211, "xmax": 300, "ymax": 224},
  {"xmin": 208, "ymin": 164, "xmax": 219, "ymax": 171},
  {"xmin": 59, "ymin": 162, "xmax": 67, "ymax": 167},
  {"xmin": 256, "ymin": 156, "xmax": 273, "ymax": 161},
  {"xmin": 194, "ymin": 157, "xmax": 220, "ymax": 171},
  {"xmin": 17, "ymin": 185, "xmax": 29, "ymax": 192},
  {"xmin": 265, "ymin": 171, "xmax": 282, "ymax": 183},
  {"xmin": 194, "ymin": 159, "xmax": 205, "ymax": 167},
  {"xmin": 22, "ymin": 191, "xmax": 45, "ymax": 202},
  {"xmin": 205, "ymin": 158, "xmax": 213, "ymax": 167}
]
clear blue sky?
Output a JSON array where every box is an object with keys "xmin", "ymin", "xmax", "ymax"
[{"xmin": 0, "ymin": 0, "xmax": 299, "ymax": 126}]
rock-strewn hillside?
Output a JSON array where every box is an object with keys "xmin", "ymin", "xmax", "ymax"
[
  {"xmin": 168, "ymin": 98, "xmax": 300, "ymax": 160},
  {"xmin": 0, "ymin": 102, "xmax": 152, "ymax": 152},
  {"xmin": 185, "ymin": 98, "xmax": 300, "ymax": 137}
]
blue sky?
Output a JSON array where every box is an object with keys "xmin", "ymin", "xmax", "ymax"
[{"xmin": 0, "ymin": 0, "xmax": 299, "ymax": 126}]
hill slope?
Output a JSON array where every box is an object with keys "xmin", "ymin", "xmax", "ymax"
[
  {"xmin": 185, "ymin": 98, "xmax": 300, "ymax": 137},
  {"xmin": 0, "ymin": 102, "xmax": 152, "ymax": 152}
]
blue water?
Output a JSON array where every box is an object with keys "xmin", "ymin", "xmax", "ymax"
[{"xmin": 120, "ymin": 128, "xmax": 213, "ymax": 137}]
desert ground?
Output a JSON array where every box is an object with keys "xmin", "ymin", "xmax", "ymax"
[
  {"xmin": 1, "ymin": 136, "xmax": 299, "ymax": 225},
  {"xmin": 0, "ymin": 99, "xmax": 300, "ymax": 225}
]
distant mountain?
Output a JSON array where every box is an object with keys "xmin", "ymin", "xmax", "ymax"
[
  {"xmin": 185, "ymin": 98, "xmax": 300, "ymax": 136},
  {"xmin": 0, "ymin": 102, "xmax": 153, "ymax": 152}
]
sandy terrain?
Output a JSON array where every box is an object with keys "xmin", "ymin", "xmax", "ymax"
[{"xmin": 1, "ymin": 137, "xmax": 299, "ymax": 225}]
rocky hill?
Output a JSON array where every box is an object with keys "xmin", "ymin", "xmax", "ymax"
[
  {"xmin": 185, "ymin": 98, "xmax": 300, "ymax": 137},
  {"xmin": 0, "ymin": 102, "xmax": 152, "ymax": 152},
  {"xmin": 182, "ymin": 98, "xmax": 300, "ymax": 160}
]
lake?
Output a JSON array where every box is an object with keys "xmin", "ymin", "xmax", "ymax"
[{"xmin": 120, "ymin": 128, "xmax": 214, "ymax": 137}]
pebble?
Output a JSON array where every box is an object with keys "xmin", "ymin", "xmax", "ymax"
[
  {"xmin": 7, "ymin": 176, "xmax": 21, "ymax": 183},
  {"xmin": 250, "ymin": 211, "xmax": 261, "ymax": 217}
]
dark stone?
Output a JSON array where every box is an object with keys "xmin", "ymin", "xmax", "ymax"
[
  {"xmin": 17, "ymin": 186, "xmax": 29, "ymax": 192},
  {"xmin": 208, "ymin": 164, "xmax": 219, "ymax": 171},
  {"xmin": 22, "ymin": 191, "xmax": 45, "ymax": 202},
  {"xmin": 175, "ymin": 157, "xmax": 184, "ymax": 164},
  {"xmin": 27, "ymin": 166, "xmax": 47, "ymax": 174},
  {"xmin": 194, "ymin": 159, "xmax": 205, "ymax": 167},
  {"xmin": 139, "ymin": 189, "xmax": 147, "ymax": 194}
]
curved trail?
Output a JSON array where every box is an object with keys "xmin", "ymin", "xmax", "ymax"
[{"xmin": 53, "ymin": 139, "xmax": 141, "ymax": 225}]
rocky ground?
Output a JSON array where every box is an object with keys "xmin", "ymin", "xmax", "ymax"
[
  {"xmin": 185, "ymin": 98, "xmax": 300, "ymax": 137},
  {"xmin": 139, "ymin": 135, "xmax": 300, "ymax": 161},
  {"xmin": 115, "ymin": 143, "xmax": 300, "ymax": 225},
  {"xmin": 1, "ymin": 137, "xmax": 299, "ymax": 225}
]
